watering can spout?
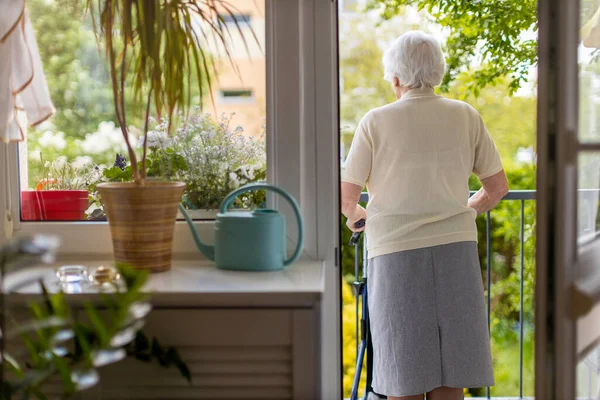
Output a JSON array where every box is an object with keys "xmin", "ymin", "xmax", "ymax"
[{"xmin": 179, "ymin": 204, "xmax": 215, "ymax": 261}]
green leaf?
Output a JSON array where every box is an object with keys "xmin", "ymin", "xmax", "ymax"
[
  {"xmin": 83, "ymin": 304, "xmax": 109, "ymax": 347},
  {"xmin": 7, "ymin": 317, "xmax": 68, "ymax": 339},
  {"xmin": 33, "ymin": 390, "xmax": 49, "ymax": 400},
  {"xmin": 116, "ymin": 264, "xmax": 148, "ymax": 293},
  {"xmin": 49, "ymin": 292, "xmax": 69, "ymax": 319},
  {"xmin": 166, "ymin": 346, "xmax": 191, "ymax": 383},
  {"xmin": 134, "ymin": 331, "xmax": 150, "ymax": 353},
  {"xmin": 20, "ymin": 334, "xmax": 41, "ymax": 366},
  {"xmin": 73, "ymin": 325, "xmax": 94, "ymax": 366},
  {"xmin": 3, "ymin": 352, "xmax": 24, "ymax": 379},
  {"xmin": 51, "ymin": 353, "xmax": 75, "ymax": 394}
]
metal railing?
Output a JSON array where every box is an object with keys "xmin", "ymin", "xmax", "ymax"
[{"xmin": 350, "ymin": 190, "xmax": 536, "ymax": 399}]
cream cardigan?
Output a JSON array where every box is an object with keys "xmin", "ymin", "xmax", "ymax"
[{"xmin": 342, "ymin": 87, "xmax": 503, "ymax": 257}]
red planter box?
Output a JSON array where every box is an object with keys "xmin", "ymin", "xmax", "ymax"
[{"xmin": 21, "ymin": 190, "xmax": 90, "ymax": 221}]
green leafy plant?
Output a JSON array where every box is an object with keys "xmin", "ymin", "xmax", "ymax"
[
  {"xmin": 0, "ymin": 236, "xmax": 190, "ymax": 398},
  {"xmin": 85, "ymin": 0, "xmax": 258, "ymax": 185}
]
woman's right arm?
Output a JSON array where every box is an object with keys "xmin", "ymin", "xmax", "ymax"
[
  {"xmin": 468, "ymin": 169, "xmax": 509, "ymax": 214},
  {"xmin": 341, "ymin": 115, "xmax": 373, "ymax": 230},
  {"xmin": 469, "ymin": 109, "xmax": 508, "ymax": 214}
]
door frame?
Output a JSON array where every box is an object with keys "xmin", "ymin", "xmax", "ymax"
[{"xmin": 535, "ymin": 0, "xmax": 600, "ymax": 397}]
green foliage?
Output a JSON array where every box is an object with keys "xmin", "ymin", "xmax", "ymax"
[
  {"xmin": 339, "ymin": 16, "xmax": 397, "ymax": 144},
  {"xmin": 365, "ymin": 0, "xmax": 538, "ymax": 95},
  {"xmin": 102, "ymin": 165, "xmax": 134, "ymax": 182},
  {"xmin": 0, "ymin": 237, "xmax": 190, "ymax": 399},
  {"xmin": 28, "ymin": 0, "xmax": 116, "ymax": 138}
]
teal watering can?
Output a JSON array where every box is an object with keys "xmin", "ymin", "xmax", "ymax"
[{"xmin": 180, "ymin": 183, "xmax": 304, "ymax": 271}]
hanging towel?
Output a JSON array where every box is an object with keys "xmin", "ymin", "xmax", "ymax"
[{"xmin": 0, "ymin": 0, "xmax": 54, "ymax": 143}]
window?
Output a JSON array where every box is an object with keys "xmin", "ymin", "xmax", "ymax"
[
  {"xmin": 2, "ymin": 1, "xmax": 340, "ymax": 397},
  {"xmin": 218, "ymin": 89, "xmax": 255, "ymax": 104},
  {"xmin": 2, "ymin": 0, "xmax": 340, "ymax": 265},
  {"xmin": 219, "ymin": 13, "xmax": 251, "ymax": 26},
  {"xmin": 18, "ymin": 0, "xmax": 266, "ymax": 222}
]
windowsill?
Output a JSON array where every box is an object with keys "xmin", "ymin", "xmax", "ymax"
[{"xmin": 4, "ymin": 255, "xmax": 324, "ymax": 307}]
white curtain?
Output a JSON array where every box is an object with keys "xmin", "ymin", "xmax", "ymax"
[
  {"xmin": 0, "ymin": 0, "xmax": 54, "ymax": 143},
  {"xmin": 1, "ymin": 0, "xmax": 55, "ymax": 239}
]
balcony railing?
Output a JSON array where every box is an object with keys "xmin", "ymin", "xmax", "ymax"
[{"xmin": 349, "ymin": 190, "xmax": 536, "ymax": 400}]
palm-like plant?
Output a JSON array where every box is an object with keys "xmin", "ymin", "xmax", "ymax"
[{"xmin": 85, "ymin": 0, "xmax": 256, "ymax": 184}]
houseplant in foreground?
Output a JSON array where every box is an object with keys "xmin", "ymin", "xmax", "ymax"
[
  {"xmin": 0, "ymin": 236, "xmax": 189, "ymax": 398},
  {"xmin": 87, "ymin": 0, "xmax": 255, "ymax": 271},
  {"xmin": 21, "ymin": 156, "xmax": 101, "ymax": 221}
]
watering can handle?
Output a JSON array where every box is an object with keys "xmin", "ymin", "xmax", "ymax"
[{"xmin": 221, "ymin": 183, "xmax": 304, "ymax": 266}]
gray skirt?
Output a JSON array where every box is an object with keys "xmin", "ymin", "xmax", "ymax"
[{"xmin": 368, "ymin": 241, "xmax": 494, "ymax": 397}]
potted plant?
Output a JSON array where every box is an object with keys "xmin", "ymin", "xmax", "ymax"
[
  {"xmin": 86, "ymin": 0, "xmax": 255, "ymax": 272},
  {"xmin": 151, "ymin": 112, "xmax": 267, "ymax": 218},
  {"xmin": 21, "ymin": 156, "xmax": 101, "ymax": 221}
]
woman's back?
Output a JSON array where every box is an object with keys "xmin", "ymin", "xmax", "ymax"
[
  {"xmin": 342, "ymin": 87, "xmax": 503, "ymax": 257},
  {"xmin": 341, "ymin": 31, "xmax": 505, "ymax": 399}
]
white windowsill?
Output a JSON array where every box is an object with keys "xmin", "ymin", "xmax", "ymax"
[{"xmin": 5, "ymin": 255, "xmax": 324, "ymax": 307}]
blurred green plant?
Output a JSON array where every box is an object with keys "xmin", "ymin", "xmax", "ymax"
[{"xmin": 0, "ymin": 236, "xmax": 190, "ymax": 399}]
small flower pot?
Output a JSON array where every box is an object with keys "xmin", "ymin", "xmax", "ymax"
[
  {"xmin": 21, "ymin": 190, "xmax": 89, "ymax": 221},
  {"xmin": 97, "ymin": 181, "xmax": 185, "ymax": 273}
]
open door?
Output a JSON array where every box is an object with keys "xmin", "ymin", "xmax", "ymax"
[{"xmin": 537, "ymin": 0, "xmax": 600, "ymax": 397}]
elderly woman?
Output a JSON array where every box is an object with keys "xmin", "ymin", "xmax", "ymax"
[{"xmin": 341, "ymin": 31, "xmax": 508, "ymax": 400}]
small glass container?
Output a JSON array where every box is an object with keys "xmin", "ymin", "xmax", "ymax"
[
  {"xmin": 89, "ymin": 266, "xmax": 119, "ymax": 287},
  {"xmin": 56, "ymin": 265, "xmax": 88, "ymax": 284}
]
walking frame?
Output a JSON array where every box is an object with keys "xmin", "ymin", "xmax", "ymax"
[{"xmin": 349, "ymin": 220, "xmax": 386, "ymax": 400}]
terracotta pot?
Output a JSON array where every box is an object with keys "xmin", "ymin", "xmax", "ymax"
[
  {"xmin": 21, "ymin": 190, "xmax": 89, "ymax": 221},
  {"xmin": 97, "ymin": 181, "xmax": 185, "ymax": 272}
]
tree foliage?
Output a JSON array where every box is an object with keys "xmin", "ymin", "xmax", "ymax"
[
  {"xmin": 366, "ymin": 0, "xmax": 538, "ymax": 95},
  {"xmin": 28, "ymin": 0, "xmax": 115, "ymax": 138}
]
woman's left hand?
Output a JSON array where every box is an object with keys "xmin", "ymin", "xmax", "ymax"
[{"xmin": 346, "ymin": 205, "xmax": 367, "ymax": 232}]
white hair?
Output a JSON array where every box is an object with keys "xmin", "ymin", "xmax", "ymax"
[{"xmin": 382, "ymin": 31, "xmax": 446, "ymax": 89}]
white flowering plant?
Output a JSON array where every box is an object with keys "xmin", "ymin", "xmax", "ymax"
[
  {"xmin": 150, "ymin": 111, "xmax": 267, "ymax": 210},
  {"xmin": 34, "ymin": 154, "xmax": 103, "ymax": 191},
  {"xmin": 85, "ymin": 112, "xmax": 266, "ymax": 217}
]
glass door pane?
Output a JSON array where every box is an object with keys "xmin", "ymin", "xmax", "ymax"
[
  {"xmin": 580, "ymin": 0, "xmax": 600, "ymax": 142},
  {"xmin": 578, "ymin": 153, "xmax": 600, "ymax": 244},
  {"xmin": 577, "ymin": 1, "xmax": 600, "ymax": 396},
  {"xmin": 578, "ymin": 343, "xmax": 600, "ymax": 399}
]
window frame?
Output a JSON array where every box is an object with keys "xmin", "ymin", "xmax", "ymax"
[
  {"xmin": 217, "ymin": 88, "xmax": 256, "ymax": 104},
  {"xmin": 219, "ymin": 13, "xmax": 252, "ymax": 26},
  {"xmin": 0, "ymin": 0, "xmax": 341, "ymax": 397}
]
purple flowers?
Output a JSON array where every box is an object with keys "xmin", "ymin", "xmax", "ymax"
[{"xmin": 114, "ymin": 154, "xmax": 127, "ymax": 170}]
